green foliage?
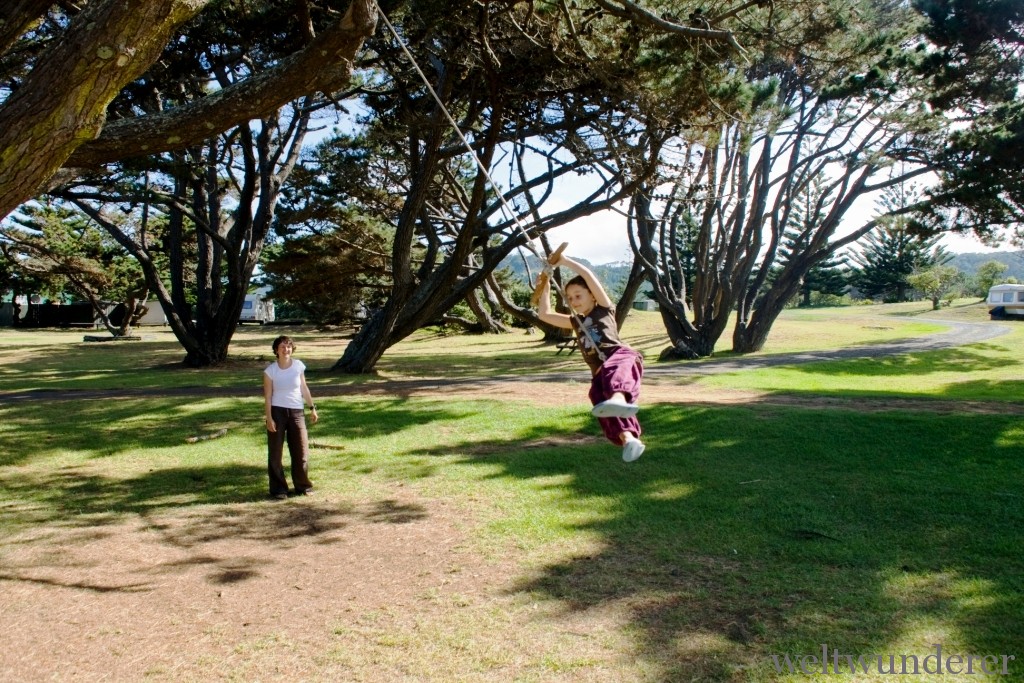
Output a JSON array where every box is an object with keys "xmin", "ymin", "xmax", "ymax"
[
  {"xmin": 972, "ymin": 259, "xmax": 1011, "ymax": 297},
  {"xmin": 852, "ymin": 186, "xmax": 951, "ymax": 302},
  {"xmin": 911, "ymin": 0, "xmax": 1024, "ymax": 243},
  {"xmin": 2, "ymin": 203, "xmax": 147, "ymax": 308},
  {"xmin": 852, "ymin": 226, "xmax": 946, "ymax": 302},
  {"xmin": 907, "ymin": 264, "xmax": 963, "ymax": 309},
  {"xmin": 260, "ymin": 213, "xmax": 391, "ymax": 326},
  {"xmin": 773, "ymin": 177, "xmax": 851, "ymax": 306}
]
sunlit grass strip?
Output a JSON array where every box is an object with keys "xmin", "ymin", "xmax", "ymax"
[
  {"xmin": 0, "ymin": 304, "xmax": 967, "ymax": 393},
  {"xmin": 698, "ymin": 326, "xmax": 1024, "ymax": 402}
]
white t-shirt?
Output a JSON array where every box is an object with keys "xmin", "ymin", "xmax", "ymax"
[{"xmin": 264, "ymin": 359, "xmax": 306, "ymax": 409}]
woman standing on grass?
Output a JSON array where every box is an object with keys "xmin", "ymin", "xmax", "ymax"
[
  {"xmin": 263, "ymin": 335, "xmax": 318, "ymax": 499},
  {"xmin": 536, "ymin": 254, "xmax": 646, "ymax": 463}
]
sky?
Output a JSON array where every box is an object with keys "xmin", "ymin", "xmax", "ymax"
[{"xmin": 544, "ymin": 200, "xmax": 1008, "ymax": 266}]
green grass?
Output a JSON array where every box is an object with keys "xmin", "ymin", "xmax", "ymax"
[
  {"xmin": 1, "ymin": 301, "xmax": 1022, "ymax": 681},
  {"xmin": 0, "ymin": 302, "xmax": 966, "ymax": 393},
  {"xmin": 699, "ymin": 301, "xmax": 1024, "ymax": 402},
  {"xmin": 1, "ymin": 394, "xmax": 1021, "ymax": 680}
]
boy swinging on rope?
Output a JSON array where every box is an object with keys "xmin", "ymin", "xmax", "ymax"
[{"xmin": 536, "ymin": 253, "xmax": 646, "ymax": 463}]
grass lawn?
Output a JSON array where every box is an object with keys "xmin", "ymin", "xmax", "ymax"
[
  {"xmin": 700, "ymin": 300, "xmax": 1024, "ymax": 403},
  {"xmin": 0, "ymin": 301, "xmax": 1021, "ymax": 681},
  {"xmin": 0, "ymin": 299, "xmax": 975, "ymax": 392}
]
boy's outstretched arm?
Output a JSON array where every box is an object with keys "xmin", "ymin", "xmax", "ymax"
[
  {"xmin": 555, "ymin": 255, "xmax": 614, "ymax": 308},
  {"xmin": 535, "ymin": 271, "xmax": 573, "ymax": 330}
]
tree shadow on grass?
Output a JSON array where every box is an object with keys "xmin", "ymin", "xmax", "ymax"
[
  {"xmin": 0, "ymin": 339, "xmax": 188, "ymax": 389},
  {"xmin": 0, "ymin": 460, "xmax": 431, "ymax": 594},
  {"xmin": 413, "ymin": 405, "xmax": 1024, "ymax": 681},
  {"xmin": 0, "ymin": 395, "xmax": 473, "ymax": 468},
  {"xmin": 0, "ymin": 397, "xmax": 443, "ymax": 595},
  {"xmin": 936, "ymin": 378, "xmax": 1024, "ymax": 403}
]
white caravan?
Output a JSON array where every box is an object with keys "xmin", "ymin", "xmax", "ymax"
[
  {"xmin": 240, "ymin": 289, "xmax": 275, "ymax": 325},
  {"xmin": 987, "ymin": 283, "xmax": 1024, "ymax": 319}
]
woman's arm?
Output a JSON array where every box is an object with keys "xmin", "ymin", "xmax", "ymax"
[
  {"xmin": 556, "ymin": 255, "xmax": 613, "ymax": 308},
  {"xmin": 535, "ymin": 271, "xmax": 573, "ymax": 329},
  {"xmin": 300, "ymin": 373, "xmax": 319, "ymax": 424},
  {"xmin": 263, "ymin": 372, "xmax": 277, "ymax": 432}
]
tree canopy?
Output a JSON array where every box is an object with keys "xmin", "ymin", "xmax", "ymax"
[
  {"xmin": 911, "ymin": 0, "xmax": 1024, "ymax": 243},
  {"xmin": 2, "ymin": 0, "xmax": 1020, "ymax": 370},
  {"xmin": 0, "ymin": 0, "xmax": 377, "ymax": 219}
]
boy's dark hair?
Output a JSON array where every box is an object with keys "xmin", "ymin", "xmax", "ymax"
[
  {"xmin": 565, "ymin": 275, "xmax": 590, "ymax": 292},
  {"xmin": 272, "ymin": 335, "xmax": 294, "ymax": 354}
]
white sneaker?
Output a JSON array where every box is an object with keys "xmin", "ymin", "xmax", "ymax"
[
  {"xmin": 622, "ymin": 438, "xmax": 645, "ymax": 463},
  {"xmin": 592, "ymin": 397, "xmax": 640, "ymax": 419}
]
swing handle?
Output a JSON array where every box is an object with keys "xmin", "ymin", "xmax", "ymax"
[{"xmin": 530, "ymin": 242, "xmax": 570, "ymax": 307}]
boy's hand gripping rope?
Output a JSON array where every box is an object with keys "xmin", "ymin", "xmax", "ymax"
[{"xmin": 529, "ymin": 242, "xmax": 569, "ymax": 307}]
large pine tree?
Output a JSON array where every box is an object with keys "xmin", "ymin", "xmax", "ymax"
[
  {"xmin": 774, "ymin": 178, "xmax": 850, "ymax": 307},
  {"xmin": 852, "ymin": 185, "xmax": 949, "ymax": 302},
  {"xmin": 912, "ymin": 0, "xmax": 1024, "ymax": 243},
  {"xmin": 851, "ymin": 226, "xmax": 943, "ymax": 302}
]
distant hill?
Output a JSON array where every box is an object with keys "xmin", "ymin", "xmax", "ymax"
[
  {"xmin": 499, "ymin": 249, "xmax": 1024, "ymax": 298},
  {"xmin": 947, "ymin": 251, "xmax": 1024, "ymax": 280},
  {"xmin": 499, "ymin": 253, "xmax": 637, "ymax": 298}
]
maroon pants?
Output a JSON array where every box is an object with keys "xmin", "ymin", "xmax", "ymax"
[
  {"xmin": 588, "ymin": 347, "xmax": 643, "ymax": 445},
  {"xmin": 267, "ymin": 406, "xmax": 313, "ymax": 495}
]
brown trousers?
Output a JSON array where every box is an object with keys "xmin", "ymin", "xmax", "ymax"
[{"xmin": 267, "ymin": 406, "xmax": 313, "ymax": 495}]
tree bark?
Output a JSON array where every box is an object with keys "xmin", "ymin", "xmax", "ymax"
[
  {"xmin": 0, "ymin": 0, "xmax": 378, "ymax": 220},
  {"xmin": 331, "ymin": 308, "xmax": 393, "ymax": 373},
  {"xmin": 615, "ymin": 256, "xmax": 648, "ymax": 330},
  {"xmin": 0, "ymin": 0, "xmax": 210, "ymax": 219},
  {"xmin": 0, "ymin": 0, "xmax": 54, "ymax": 54},
  {"xmin": 732, "ymin": 280, "xmax": 797, "ymax": 354},
  {"xmin": 64, "ymin": 0, "xmax": 378, "ymax": 169},
  {"xmin": 464, "ymin": 286, "xmax": 510, "ymax": 333},
  {"xmin": 486, "ymin": 272, "xmax": 567, "ymax": 341}
]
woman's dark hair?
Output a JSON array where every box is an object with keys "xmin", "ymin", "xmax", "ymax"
[
  {"xmin": 272, "ymin": 335, "xmax": 294, "ymax": 354},
  {"xmin": 565, "ymin": 275, "xmax": 590, "ymax": 292}
]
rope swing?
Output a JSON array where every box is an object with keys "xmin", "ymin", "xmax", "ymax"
[{"xmin": 376, "ymin": 9, "xmax": 605, "ymax": 355}]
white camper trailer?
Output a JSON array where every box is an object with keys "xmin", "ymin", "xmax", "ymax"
[
  {"xmin": 987, "ymin": 283, "xmax": 1024, "ymax": 320},
  {"xmin": 240, "ymin": 289, "xmax": 275, "ymax": 325}
]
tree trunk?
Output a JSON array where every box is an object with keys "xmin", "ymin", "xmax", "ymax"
[
  {"xmin": 464, "ymin": 286, "xmax": 509, "ymax": 333},
  {"xmin": 654, "ymin": 299, "xmax": 719, "ymax": 359},
  {"xmin": 331, "ymin": 308, "xmax": 395, "ymax": 373},
  {"xmin": 64, "ymin": 0, "xmax": 377, "ymax": 169},
  {"xmin": 615, "ymin": 257, "xmax": 648, "ymax": 331},
  {"xmin": 486, "ymin": 273, "xmax": 566, "ymax": 341},
  {"xmin": 732, "ymin": 278, "xmax": 801, "ymax": 353},
  {"xmin": 183, "ymin": 327, "xmax": 234, "ymax": 366},
  {"xmin": 480, "ymin": 279, "xmax": 513, "ymax": 333},
  {"xmin": 0, "ymin": 0, "xmax": 210, "ymax": 219}
]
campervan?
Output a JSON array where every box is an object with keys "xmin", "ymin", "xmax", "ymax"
[
  {"xmin": 987, "ymin": 283, "xmax": 1024, "ymax": 320},
  {"xmin": 240, "ymin": 290, "xmax": 275, "ymax": 325}
]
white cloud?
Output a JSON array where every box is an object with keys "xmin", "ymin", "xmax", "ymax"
[{"xmin": 545, "ymin": 203, "xmax": 633, "ymax": 265}]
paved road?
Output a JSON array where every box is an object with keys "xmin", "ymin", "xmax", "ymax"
[{"xmin": 0, "ymin": 317, "xmax": 1013, "ymax": 403}]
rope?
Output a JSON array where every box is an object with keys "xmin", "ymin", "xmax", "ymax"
[{"xmin": 377, "ymin": 9, "xmax": 607, "ymax": 361}]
